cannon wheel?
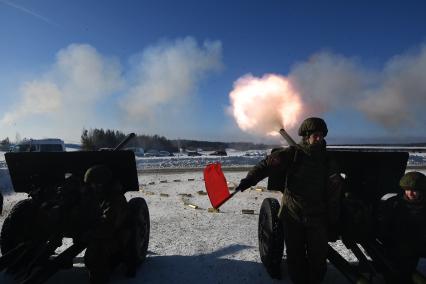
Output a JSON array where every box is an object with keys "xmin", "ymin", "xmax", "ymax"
[
  {"xmin": 125, "ymin": 197, "xmax": 150, "ymax": 276},
  {"xmin": 0, "ymin": 199, "xmax": 37, "ymax": 254},
  {"xmin": 258, "ymin": 198, "xmax": 284, "ymax": 279}
]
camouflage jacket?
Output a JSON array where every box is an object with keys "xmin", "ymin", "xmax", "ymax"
[
  {"xmin": 378, "ymin": 194, "xmax": 426, "ymax": 248},
  {"xmin": 242, "ymin": 142, "xmax": 341, "ymax": 222}
]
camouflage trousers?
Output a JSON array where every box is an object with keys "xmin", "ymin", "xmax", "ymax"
[{"xmin": 282, "ymin": 211, "xmax": 328, "ymax": 284}]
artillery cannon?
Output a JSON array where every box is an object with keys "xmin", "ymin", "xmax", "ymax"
[
  {"xmin": 0, "ymin": 133, "xmax": 150, "ymax": 283},
  {"xmin": 258, "ymin": 148, "xmax": 426, "ymax": 283}
]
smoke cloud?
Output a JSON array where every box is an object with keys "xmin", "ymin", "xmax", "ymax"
[
  {"xmin": 357, "ymin": 46, "xmax": 426, "ymax": 129},
  {"xmin": 1, "ymin": 44, "xmax": 123, "ymax": 140},
  {"xmin": 120, "ymin": 37, "xmax": 222, "ymax": 123},
  {"xmin": 1, "ymin": 38, "xmax": 222, "ymax": 141},
  {"xmin": 3, "ymin": 39, "xmax": 425, "ymax": 142},
  {"xmin": 1, "ymin": 81, "xmax": 62, "ymax": 125},
  {"xmin": 230, "ymin": 45, "xmax": 426, "ymax": 139},
  {"xmin": 229, "ymin": 74, "xmax": 303, "ymax": 136},
  {"xmin": 289, "ymin": 52, "xmax": 365, "ymax": 115},
  {"xmin": 288, "ymin": 47, "xmax": 426, "ymax": 130}
]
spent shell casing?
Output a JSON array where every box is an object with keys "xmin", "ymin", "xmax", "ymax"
[{"xmin": 208, "ymin": 208, "xmax": 220, "ymax": 213}]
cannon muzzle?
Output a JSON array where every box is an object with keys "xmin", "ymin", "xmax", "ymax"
[{"xmin": 114, "ymin": 133, "xmax": 136, "ymax": 151}]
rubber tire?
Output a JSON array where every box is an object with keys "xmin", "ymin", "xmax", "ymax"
[
  {"xmin": 258, "ymin": 198, "xmax": 284, "ymax": 279},
  {"xmin": 125, "ymin": 197, "xmax": 150, "ymax": 276},
  {"xmin": 0, "ymin": 199, "xmax": 37, "ymax": 254}
]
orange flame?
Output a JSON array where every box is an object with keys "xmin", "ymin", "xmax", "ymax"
[{"xmin": 229, "ymin": 74, "xmax": 303, "ymax": 136}]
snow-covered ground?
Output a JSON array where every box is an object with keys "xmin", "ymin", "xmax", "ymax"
[
  {"xmin": 136, "ymin": 149, "xmax": 426, "ymax": 170},
  {"xmin": 0, "ymin": 150, "xmax": 425, "ymax": 283}
]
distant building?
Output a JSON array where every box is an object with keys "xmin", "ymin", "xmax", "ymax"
[{"xmin": 11, "ymin": 138, "xmax": 65, "ymax": 152}]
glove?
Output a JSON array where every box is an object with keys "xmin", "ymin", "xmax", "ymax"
[{"xmin": 235, "ymin": 178, "xmax": 252, "ymax": 192}]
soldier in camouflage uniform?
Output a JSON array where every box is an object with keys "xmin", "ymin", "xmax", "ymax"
[
  {"xmin": 82, "ymin": 165, "xmax": 129, "ymax": 284},
  {"xmin": 378, "ymin": 171, "xmax": 426, "ymax": 284},
  {"xmin": 236, "ymin": 117, "xmax": 342, "ymax": 284}
]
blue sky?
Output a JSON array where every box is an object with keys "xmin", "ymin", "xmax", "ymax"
[{"xmin": 0, "ymin": 0, "xmax": 425, "ymax": 144}]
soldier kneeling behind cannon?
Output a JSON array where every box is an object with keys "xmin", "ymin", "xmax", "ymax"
[
  {"xmin": 377, "ymin": 171, "xmax": 426, "ymax": 284},
  {"xmin": 0, "ymin": 134, "xmax": 150, "ymax": 284}
]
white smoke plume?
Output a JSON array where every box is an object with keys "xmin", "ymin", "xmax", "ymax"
[
  {"xmin": 0, "ymin": 38, "xmax": 223, "ymax": 141},
  {"xmin": 289, "ymin": 52, "xmax": 365, "ymax": 115},
  {"xmin": 230, "ymin": 45, "xmax": 426, "ymax": 138},
  {"xmin": 1, "ymin": 44, "xmax": 123, "ymax": 140},
  {"xmin": 289, "ymin": 47, "xmax": 426, "ymax": 130},
  {"xmin": 1, "ymin": 81, "xmax": 62, "ymax": 125},
  {"xmin": 357, "ymin": 45, "xmax": 426, "ymax": 129},
  {"xmin": 120, "ymin": 37, "xmax": 222, "ymax": 124},
  {"xmin": 229, "ymin": 74, "xmax": 303, "ymax": 137}
]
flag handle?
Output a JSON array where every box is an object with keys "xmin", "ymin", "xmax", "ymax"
[{"xmin": 214, "ymin": 188, "xmax": 240, "ymax": 209}]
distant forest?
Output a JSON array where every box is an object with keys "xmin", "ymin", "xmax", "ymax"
[
  {"xmin": 80, "ymin": 128, "xmax": 272, "ymax": 151},
  {"xmin": 0, "ymin": 129, "xmax": 424, "ymax": 152}
]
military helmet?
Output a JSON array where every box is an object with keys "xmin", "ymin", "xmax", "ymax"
[
  {"xmin": 298, "ymin": 117, "xmax": 328, "ymax": 137},
  {"xmin": 84, "ymin": 164, "xmax": 112, "ymax": 185},
  {"xmin": 399, "ymin": 171, "xmax": 426, "ymax": 191}
]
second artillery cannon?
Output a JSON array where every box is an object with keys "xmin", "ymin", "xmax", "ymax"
[
  {"xmin": 0, "ymin": 133, "xmax": 150, "ymax": 284},
  {"xmin": 259, "ymin": 146, "xmax": 425, "ymax": 283}
]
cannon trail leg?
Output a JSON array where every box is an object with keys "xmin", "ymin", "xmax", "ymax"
[
  {"xmin": 21, "ymin": 243, "xmax": 86, "ymax": 284},
  {"xmin": 327, "ymin": 244, "xmax": 369, "ymax": 284}
]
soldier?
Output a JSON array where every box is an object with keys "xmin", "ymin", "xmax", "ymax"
[
  {"xmin": 235, "ymin": 117, "xmax": 342, "ymax": 284},
  {"xmin": 82, "ymin": 165, "xmax": 130, "ymax": 284},
  {"xmin": 378, "ymin": 171, "xmax": 426, "ymax": 284}
]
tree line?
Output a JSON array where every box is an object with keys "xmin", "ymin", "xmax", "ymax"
[
  {"xmin": 2, "ymin": 130, "xmax": 425, "ymax": 152},
  {"xmin": 80, "ymin": 128, "xmax": 271, "ymax": 152},
  {"xmin": 0, "ymin": 137, "xmax": 11, "ymax": 151},
  {"xmin": 81, "ymin": 128, "xmax": 178, "ymax": 151}
]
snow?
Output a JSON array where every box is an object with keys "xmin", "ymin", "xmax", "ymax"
[{"xmin": 0, "ymin": 150, "xmax": 425, "ymax": 283}]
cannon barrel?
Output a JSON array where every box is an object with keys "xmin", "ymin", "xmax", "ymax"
[
  {"xmin": 113, "ymin": 132, "xmax": 136, "ymax": 151},
  {"xmin": 278, "ymin": 128, "xmax": 308, "ymax": 154},
  {"xmin": 278, "ymin": 128, "xmax": 297, "ymax": 147}
]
